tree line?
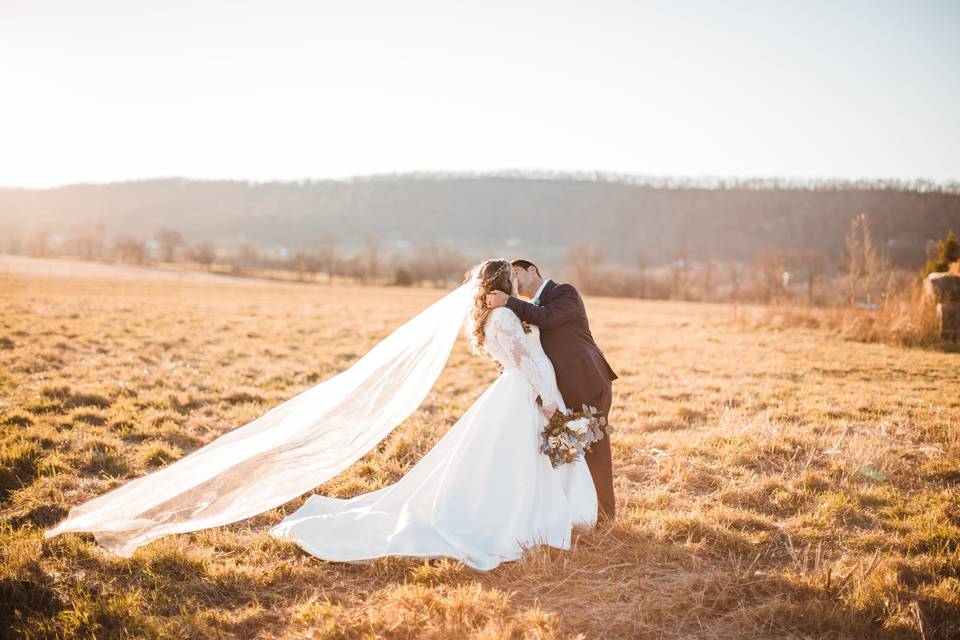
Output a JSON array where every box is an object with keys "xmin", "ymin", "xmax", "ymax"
[
  {"xmin": 20, "ymin": 226, "xmax": 473, "ymax": 287},
  {"xmin": 16, "ymin": 212, "xmax": 957, "ymax": 311}
]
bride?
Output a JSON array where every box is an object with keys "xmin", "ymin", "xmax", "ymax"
[{"xmin": 45, "ymin": 258, "xmax": 597, "ymax": 571}]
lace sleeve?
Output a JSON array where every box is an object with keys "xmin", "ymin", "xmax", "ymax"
[{"xmin": 489, "ymin": 309, "xmax": 556, "ymax": 407}]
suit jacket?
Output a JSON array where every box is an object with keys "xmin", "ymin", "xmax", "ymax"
[{"xmin": 505, "ymin": 280, "xmax": 618, "ymax": 409}]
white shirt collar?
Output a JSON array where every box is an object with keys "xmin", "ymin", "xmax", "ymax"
[{"xmin": 532, "ymin": 278, "xmax": 552, "ymax": 305}]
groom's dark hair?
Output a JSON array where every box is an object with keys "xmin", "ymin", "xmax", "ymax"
[{"xmin": 511, "ymin": 258, "xmax": 541, "ymax": 278}]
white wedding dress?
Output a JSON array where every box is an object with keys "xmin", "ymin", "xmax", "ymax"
[{"xmin": 268, "ymin": 307, "xmax": 598, "ymax": 570}]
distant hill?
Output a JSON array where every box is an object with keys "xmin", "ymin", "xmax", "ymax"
[{"xmin": 2, "ymin": 173, "xmax": 958, "ymax": 268}]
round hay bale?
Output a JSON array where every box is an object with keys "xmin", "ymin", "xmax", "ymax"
[
  {"xmin": 924, "ymin": 273, "xmax": 960, "ymax": 304},
  {"xmin": 938, "ymin": 303, "xmax": 960, "ymax": 341}
]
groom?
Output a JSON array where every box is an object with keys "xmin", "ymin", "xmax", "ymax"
[{"xmin": 485, "ymin": 258, "xmax": 618, "ymax": 521}]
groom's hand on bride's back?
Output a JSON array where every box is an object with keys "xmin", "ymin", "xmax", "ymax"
[{"xmin": 485, "ymin": 291, "xmax": 509, "ymax": 308}]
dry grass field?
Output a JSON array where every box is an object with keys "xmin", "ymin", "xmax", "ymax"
[{"xmin": 1, "ymin": 262, "xmax": 958, "ymax": 639}]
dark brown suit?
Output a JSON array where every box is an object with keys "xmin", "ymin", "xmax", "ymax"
[{"xmin": 505, "ymin": 279, "xmax": 618, "ymax": 520}]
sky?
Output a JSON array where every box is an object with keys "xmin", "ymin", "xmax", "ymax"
[{"xmin": 1, "ymin": 0, "xmax": 958, "ymax": 188}]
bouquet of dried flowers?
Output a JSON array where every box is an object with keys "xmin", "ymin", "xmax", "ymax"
[{"xmin": 540, "ymin": 404, "xmax": 612, "ymax": 469}]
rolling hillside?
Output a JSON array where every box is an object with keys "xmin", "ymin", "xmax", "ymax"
[{"xmin": 2, "ymin": 173, "xmax": 959, "ymax": 267}]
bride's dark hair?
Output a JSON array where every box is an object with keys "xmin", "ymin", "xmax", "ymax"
[{"xmin": 463, "ymin": 258, "xmax": 530, "ymax": 356}]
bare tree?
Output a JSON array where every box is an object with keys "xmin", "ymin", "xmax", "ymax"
[
  {"xmin": 410, "ymin": 241, "xmax": 470, "ymax": 286},
  {"xmin": 393, "ymin": 265, "xmax": 415, "ymax": 286},
  {"xmin": 1, "ymin": 226, "xmax": 23, "ymax": 255},
  {"xmin": 565, "ymin": 242, "xmax": 605, "ymax": 289},
  {"xmin": 702, "ymin": 258, "xmax": 715, "ymax": 302},
  {"xmin": 669, "ymin": 240, "xmax": 690, "ymax": 300},
  {"xmin": 112, "ymin": 235, "xmax": 147, "ymax": 264},
  {"xmin": 26, "ymin": 229, "xmax": 51, "ymax": 258},
  {"xmin": 844, "ymin": 212, "xmax": 890, "ymax": 305},
  {"xmin": 286, "ymin": 249, "xmax": 310, "ymax": 281},
  {"xmin": 237, "ymin": 243, "xmax": 259, "ymax": 265},
  {"xmin": 312, "ymin": 233, "xmax": 338, "ymax": 283},
  {"xmin": 364, "ymin": 234, "xmax": 381, "ymax": 283},
  {"xmin": 752, "ymin": 249, "xmax": 787, "ymax": 303},
  {"xmin": 729, "ymin": 262, "xmax": 742, "ymax": 304},
  {"xmin": 155, "ymin": 229, "xmax": 184, "ymax": 262},
  {"xmin": 845, "ymin": 213, "xmax": 867, "ymax": 304},
  {"xmin": 304, "ymin": 252, "xmax": 327, "ymax": 281},
  {"xmin": 635, "ymin": 250, "xmax": 649, "ymax": 299},
  {"xmin": 229, "ymin": 243, "xmax": 260, "ymax": 274},
  {"xmin": 337, "ymin": 252, "xmax": 367, "ymax": 282},
  {"xmin": 802, "ymin": 250, "xmax": 826, "ymax": 306},
  {"xmin": 65, "ymin": 223, "xmax": 105, "ymax": 259},
  {"xmin": 187, "ymin": 241, "xmax": 216, "ymax": 270}
]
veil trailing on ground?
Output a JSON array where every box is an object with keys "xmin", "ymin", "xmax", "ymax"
[{"xmin": 45, "ymin": 277, "xmax": 482, "ymax": 557}]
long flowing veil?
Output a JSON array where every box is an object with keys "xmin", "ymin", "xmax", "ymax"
[{"xmin": 45, "ymin": 277, "xmax": 481, "ymax": 557}]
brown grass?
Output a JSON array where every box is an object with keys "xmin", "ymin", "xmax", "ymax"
[
  {"xmin": 756, "ymin": 284, "xmax": 953, "ymax": 351},
  {"xmin": 1, "ymin": 268, "xmax": 958, "ymax": 639}
]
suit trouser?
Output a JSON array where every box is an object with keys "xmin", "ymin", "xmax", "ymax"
[{"xmin": 582, "ymin": 383, "xmax": 615, "ymax": 521}]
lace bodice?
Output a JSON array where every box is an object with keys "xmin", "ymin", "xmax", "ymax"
[{"xmin": 484, "ymin": 307, "xmax": 566, "ymax": 410}]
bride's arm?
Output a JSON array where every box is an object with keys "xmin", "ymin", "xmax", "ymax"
[{"xmin": 489, "ymin": 309, "xmax": 560, "ymax": 418}]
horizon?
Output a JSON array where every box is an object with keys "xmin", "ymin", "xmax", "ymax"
[
  {"xmin": 0, "ymin": 169, "xmax": 960, "ymax": 193},
  {"xmin": 2, "ymin": 0, "xmax": 958, "ymax": 189},
  {"xmin": 3, "ymin": 169, "xmax": 960, "ymax": 193}
]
